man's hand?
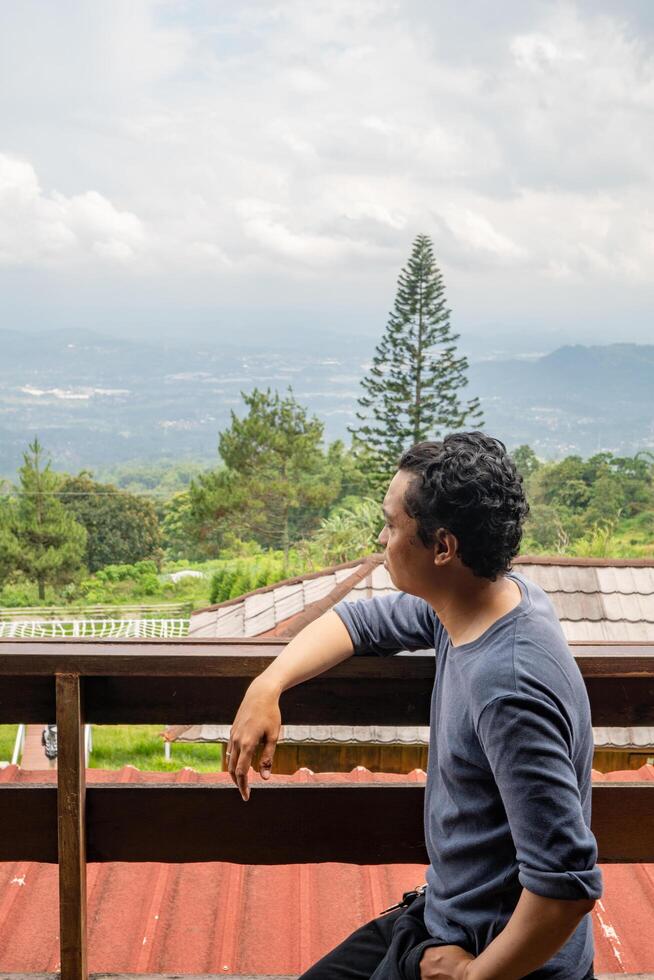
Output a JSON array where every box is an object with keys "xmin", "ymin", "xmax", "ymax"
[
  {"xmin": 227, "ymin": 676, "xmax": 282, "ymax": 801},
  {"xmin": 419, "ymin": 944, "xmax": 475, "ymax": 980}
]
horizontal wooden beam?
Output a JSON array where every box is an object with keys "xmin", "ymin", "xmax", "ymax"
[
  {"xmin": 1, "ymin": 782, "xmax": 652, "ymax": 864},
  {"xmin": 1, "ymin": 639, "xmax": 653, "ymax": 676},
  {"xmin": 1, "ymin": 646, "xmax": 654, "ymax": 725},
  {"xmin": 2, "ymin": 671, "xmax": 654, "ymax": 726},
  {"xmin": 0, "ymin": 786, "xmax": 57, "ymax": 860}
]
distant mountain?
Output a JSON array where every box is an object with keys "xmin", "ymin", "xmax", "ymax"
[
  {"xmin": 0, "ymin": 332, "xmax": 652, "ymax": 475},
  {"xmin": 472, "ymin": 344, "xmax": 654, "ymax": 404}
]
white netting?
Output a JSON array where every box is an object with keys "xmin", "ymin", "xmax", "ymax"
[{"xmin": 0, "ymin": 619, "xmax": 190, "ymax": 639}]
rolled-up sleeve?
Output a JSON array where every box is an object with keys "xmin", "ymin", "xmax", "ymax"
[
  {"xmin": 476, "ymin": 693, "xmax": 603, "ymax": 902},
  {"xmin": 333, "ymin": 591, "xmax": 436, "ymax": 656}
]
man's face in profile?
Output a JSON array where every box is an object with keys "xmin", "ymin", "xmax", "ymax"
[{"xmin": 378, "ymin": 469, "xmax": 438, "ymax": 599}]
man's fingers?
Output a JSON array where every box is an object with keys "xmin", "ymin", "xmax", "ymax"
[
  {"xmin": 226, "ymin": 735, "xmax": 238, "ymax": 787},
  {"xmin": 236, "ymin": 763, "xmax": 251, "ymax": 801},
  {"xmin": 235, "ymin": 743, "xmax": 255, "ymax": 801},
  {"xmin": 259, "ymin": 734, "xmax": 277, "ymax": 780}
]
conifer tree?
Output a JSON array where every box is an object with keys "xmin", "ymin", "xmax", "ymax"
[
  {"xmin": 349, "ymin": 234, "xmax": 483, "ymax": 491},
  {"xmin": 4, "ymin": 439, "xmax": 87, "ymax": 600}
]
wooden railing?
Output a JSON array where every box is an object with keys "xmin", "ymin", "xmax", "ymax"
[{"xmin": 1, "ymin": 638, "xmax": 654, "ymax": 980}]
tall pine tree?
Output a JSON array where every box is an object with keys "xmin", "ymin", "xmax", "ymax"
[
  {"xmin": 349, "ymin": 234, "xmax": 483, "ymax": 491},
  {"xmin": 3, "ymin": 439, "xmax": 87, "ymax": 600}
]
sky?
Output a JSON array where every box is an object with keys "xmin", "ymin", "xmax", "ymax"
[{"xmin": 1, "ymin": 0, "xmax": 653, "ymax": 353}]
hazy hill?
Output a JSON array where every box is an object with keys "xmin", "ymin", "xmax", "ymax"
[{"xmin": 0, "ymin": 331, "xmax": 652, "ymax": 474}]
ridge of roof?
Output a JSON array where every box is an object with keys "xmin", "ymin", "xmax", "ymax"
[
  {"xmin": 3, "ymin": 763, "xmax": 653, "ymax": 782},
  {"xmin": 515, "ymin": 555, "xmax": 654, "ymax": 567},
  {"xmin": 273, "ymin": 557, "xmax": 382, "ymax": 639},
  {"xmin": 194, "ymin": 553, "xmax": 654, "ymax": 615},
  {"xmin": 193, "ymin": 554, "xmax": 384, "ymax": 616}
]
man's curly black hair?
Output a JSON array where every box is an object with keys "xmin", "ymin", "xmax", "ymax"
[{"xmin": 398, "ymin": 432, "xmax": 529, "ymax": 580}]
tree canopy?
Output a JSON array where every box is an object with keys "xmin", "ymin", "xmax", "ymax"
[
  {"xmin": 188, "ymin": 388, "xmax": 361, "ymax": 561},
  {"xmin": 0, "ymin": 439, "xmax": 87, "ymax": 599},
  {"xmin": 60, "ymin": 472, "xmax": 162, "ymax": 572}
]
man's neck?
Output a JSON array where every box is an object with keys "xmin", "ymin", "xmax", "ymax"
[{"xmin": 425, "ymin": 571, "xmax": 522, "ymax": 648}]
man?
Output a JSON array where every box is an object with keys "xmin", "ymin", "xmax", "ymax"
[{"xmin": 227, "ymin": 432, "xmax": 601, "ymax": 979}]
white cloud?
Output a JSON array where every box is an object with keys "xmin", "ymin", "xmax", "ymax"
[
  {"xmin": 0, "ymin": 154, "xmax": 146, "ymax": 267},
  {"xmin": 439, "ymin": 207, "xmax": 527, "ymax": 262},
  {"xmin": 0, "ymin": 0, "xmax": 653, "ymax": 334}
]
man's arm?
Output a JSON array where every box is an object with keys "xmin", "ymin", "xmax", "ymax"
[
  {"xmin": 228, "ymin": 591, "xmax": 436, "ymax": 799},
  {"xmin": 227, "ymin": 609, "xmax": 355, "ymax": 799},
  {"xmin": 333, "ymin": 590, "xmax": 436, "ymax": 656},
  {"xmin": 459, "ymin": 691, "xmax": 602, "ymax": 978},
  {"xmin": 463, "ymin": 889, "xmax": 595, "ymax": 980}
]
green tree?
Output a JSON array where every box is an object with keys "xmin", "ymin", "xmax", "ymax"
[
  {"xmin": 512, "ymin": 445, "xmax": 541, "ymax": 479},
  {"xmin": 190, "ymin": 388, "xmax": 345, "ymax": 563},
  {"xmin": 348, "ymin": 233, "xmax": 483, "ymax": 492},
  {"xmin": 2, "ymin": 439, "xmax": 87, "ymax": 600},
  {"xmin": 161, "ymin": 490, "xmax": 197, "ymax": 561},
  {"xmin": 534, "ymin": 456, "xmax": 591, "ymax": 513},
  {"xmin": 60, "ymin": 473, "xmax": 162, "ymax": 572},
  {"xmin": 0, "ymin": 496, "xmax": 17, "ymax": 587}
]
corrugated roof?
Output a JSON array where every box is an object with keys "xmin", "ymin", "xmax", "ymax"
[
  {"xmin": 163, "ymin": 724, "xmax": 654, "ymax": 750},
  {"xmin": 593, "ymin": 728, "xmax": 654, "ymax": 749},
  {"xmin": 188, "ymin": 557, "xmax": 378, "ymax": 639},
  {"xmin": 189, "ymin": 555, "xmax": 654, "ymax": 644},
  {"xmin": 164, "ymin": 724, "xmax": 433, "ymax": 744},
  {"xmin": 0, "ymin": 763, "xmax": 653, "ymax": 975}
]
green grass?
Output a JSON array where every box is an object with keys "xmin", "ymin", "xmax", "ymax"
[
  {"xmin": 0, "ymin": 725, "xmax": 18, "ymax": 763},
  {"xmin": 1, "ymin": 723, "xmax": 221, "ymax": 771},
  {"xmin": 88, "ymin": 725, "xmax": 223, "ymax": 772}
]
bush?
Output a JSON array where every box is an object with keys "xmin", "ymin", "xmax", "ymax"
[
  {"xmin": 0, "ymin": 580, "xmax": 40, "ymax": 607},
  {"xmin": 208, "ymin": 552, "xmax": 302, "ymax": 604}
]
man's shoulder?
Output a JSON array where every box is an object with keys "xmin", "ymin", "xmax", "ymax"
[{"xmin": 465, "ymin": 576, "xmax": 577, "ymax": 718}]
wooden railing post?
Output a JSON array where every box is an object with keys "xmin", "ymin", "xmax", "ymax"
[{"xmin": 56, "ymin": 672, "xmax": 87, "ymax": 980}]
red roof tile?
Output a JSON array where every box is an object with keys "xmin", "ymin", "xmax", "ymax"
[{"xmin": 0, "ymin": 764, "xmax": 652, "ymax": 975}]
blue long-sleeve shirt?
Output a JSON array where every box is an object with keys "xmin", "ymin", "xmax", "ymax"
[{"xmin": 333, "ymin": 570, "xmax": 602, "ymax": 980}]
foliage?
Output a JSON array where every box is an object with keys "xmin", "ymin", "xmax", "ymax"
[
  {"xmin": 0, "ymin": 579, "xmax": 41, "ymax": 607},
  {"xmin": 160, "ymin": 490, "xmax": 203, "ymax": 561},
  {"xmin": 519, "ymin": 447, "xmax": 654, "ymax": 557},
  {"xmin": 0, "ymin": 439, "xmax": 87, "ymax": 600},
  {"xmin": 96, "ymin": 459, "xmax": 209, "ymax": 496},
  {"xmin": 512, "ymin": 445, "xmax": 541, "ymax": 479},
  {"xmin": 572, "ymin": 523, "xmax": 619, "ymax": 558},
  {"xmin": 300, "ymin": 496, "xmax": 382, "ymax": 566},
  {"xmin": 74, "ymin": 560, "xmax": 163, "ymax": 603},
  {"xmin": 189, "ymin": 388, "xmax": 354, "ymax": 561},
  {"xmin": 60, "ymin": 472, "xmax": 162, "ymax": 572},
  {"xmin": 348, "ymin": 234, "xmax": 483, "ymax": 493},
  {"xmin": 208, "ymin": 550, "xmax": 306, "ymax": 604}
]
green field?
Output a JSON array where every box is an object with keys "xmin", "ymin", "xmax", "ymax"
[
  {"xmin": 89, "ymin": 725, "xmax": 223, "ymax": 772},
  {"xmin": 0, "ymin": 724, "xmax": 223, "ymax": 772},
  {"xmin": 0, "ymin": 725, "xmax": 18, "ymax": 763}
]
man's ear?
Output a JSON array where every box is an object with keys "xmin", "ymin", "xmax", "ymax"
[
  {"xmin": 434, "ymin": 528, "xmax": 447, "ymax": 554},
  {"xmin": 434, "ymin": 528, "xmax": 458, "ymax": 565}
]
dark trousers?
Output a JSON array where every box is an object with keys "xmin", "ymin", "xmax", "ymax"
[{"xmin": 298, "ymin": 894, "xmax": 596, "ymax": 980}]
